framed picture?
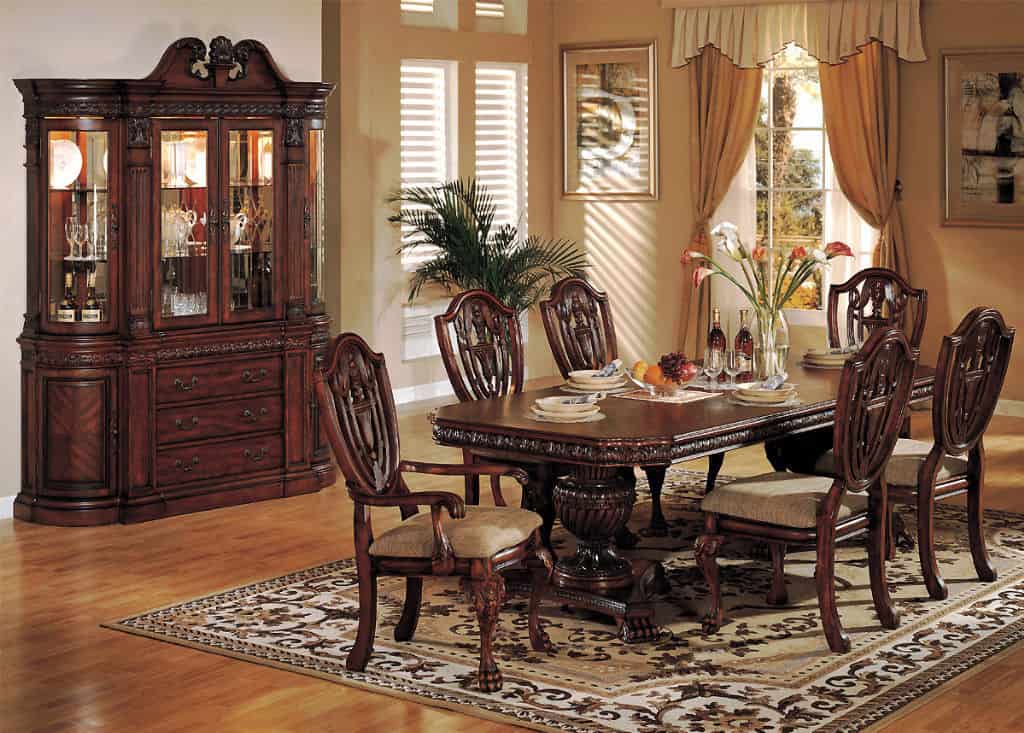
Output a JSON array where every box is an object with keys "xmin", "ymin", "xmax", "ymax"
[
  {"xmin": 562, "ymin": 41, "xmax": 658, "ymax": 200},
  {"xmin": 944, "ymin": 48, "xmax": 1024, "ymax": 227}
]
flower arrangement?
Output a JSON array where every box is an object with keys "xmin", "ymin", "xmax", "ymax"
[{"xmin": 683, "ymin": 223, "xmax": 853, "ymax": 378}]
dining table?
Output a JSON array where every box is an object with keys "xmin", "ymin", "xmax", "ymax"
[{"xmin": 431, "ymin": 361, "xmax": 936, "ymax": 643}]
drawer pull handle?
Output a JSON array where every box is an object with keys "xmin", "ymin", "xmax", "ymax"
[
  {"xmin": 241, "ymin": 407, "xmax": 269, "ymax": 423},
  {"xmin": 244, "ymin": 447, "xmax": 269, "ymax": 462},
  {"xmin": 175, "ymin": 416, "xmax": 200, "ymax": 430},
  {"xmin": 175, "ymin": 456, "xmax": 200, "ymax": 472},
  {"xmin": 241, "ymin": 368, "xmax": 269, "ymax": 384},
  {"xmin": 174, "ymin": 376, "xmax": 199, "ymax": 392}
]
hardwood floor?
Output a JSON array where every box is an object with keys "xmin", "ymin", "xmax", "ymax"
[{"xmin": 2, "ymin": 391, "xmax": 1021, "ymax": 732}]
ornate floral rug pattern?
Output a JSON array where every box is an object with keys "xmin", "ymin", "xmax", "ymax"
[{"xmin": 106, "ymin": 470, "xmax": 1024, "ymax": 732}]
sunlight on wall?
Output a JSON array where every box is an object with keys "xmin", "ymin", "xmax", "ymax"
[{"xmin": 583, "ymin": 202, "xmax": 657, "ymax": 362}]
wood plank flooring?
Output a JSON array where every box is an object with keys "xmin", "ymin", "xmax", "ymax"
[{"xmin": 1, "ymin": 393, "xmax": 1021, "ymax": 732}]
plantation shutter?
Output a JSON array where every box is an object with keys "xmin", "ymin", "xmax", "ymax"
[
  {"xmin": 401, "ymin": 0, "xmax": 434, "ymax": 13},
  {"xmin": 400, "ymin": 60, "xmax": 456, "ymax": 268},
  {"xmin": 475, "ymin": 63, "xmax": 528, "ymax": 236},
  {"xmin": 476, "ymin": 0, "xmax": 504, "ymax": 18}
]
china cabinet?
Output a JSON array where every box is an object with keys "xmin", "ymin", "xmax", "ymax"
[{"xmin": 14, "ymin": 37, "xmax": 335, "ymax": 525}]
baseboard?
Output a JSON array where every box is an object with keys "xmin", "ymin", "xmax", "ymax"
[
  {"xmin": 0, "ymin": 495, "xmax": 14, "ymax": 520},
  {"xmin": 996, "ymin": 399, "xmax": 1024, "ymax": 418}
]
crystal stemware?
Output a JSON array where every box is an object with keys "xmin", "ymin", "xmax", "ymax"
[
  {"xmin": 724, "ymin": 350, "xmax": 742, "ymax": 390},
  {"xmin": 703, "ymin": 349, "xmax": 724, "ymax": 390}
]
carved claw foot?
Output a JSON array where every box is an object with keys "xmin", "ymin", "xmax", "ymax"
[
  {"xmin": 646, "ymin": 515, "xmax": 669, "ymax": 537},
  {"xmin": 701, "ymin": 616, "xmax": 722, "ymax": 636},
  {"xmin": 614, "ymin": 526, "xmax": 640, "ymax": 550},
  {"xmin": 477, "ymin": 663, "xmax": 503, "ymax": 692},
  {"xmin": 893, "ymin": 511, "xmax": 916, "ymax": 552},
  {"xmin": 617, "ymin": 615, "xmax": 658, "ymax": 643},
  {"xmin": 530, "ymin": 625, "xmax": 555, "ymax": 653}
]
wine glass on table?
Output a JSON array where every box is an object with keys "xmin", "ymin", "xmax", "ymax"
[
  {"xmin": 724, "ymin": 350, "xmax": 742, "ymax": 390},
  {"xmin": 703, "ymin": 349, "xmax": 724, "ymax": 391}
]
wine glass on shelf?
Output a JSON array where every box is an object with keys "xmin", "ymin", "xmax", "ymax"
[
  {"xmin": 65, "ymin": 218, "xmax": 82, "ymax": 259},
  {"xmin": 703, "ymin": 349, "xmax": 724, "ymax": 390},
  {"xmin": 724, "ymin": 350, "xmax": 742, "ymax": 390}
]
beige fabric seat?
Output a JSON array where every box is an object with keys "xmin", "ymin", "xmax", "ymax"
[
  {"xmin": 813, "ymin": 438, "xmax": 970, "ymax": 487},
  {"xmin": 370, "ymin": 505, "xmax": 542, "ymax": 559},
  {"xmin": 701, "ymin": 472, "xmax": 867, "ymax": 528}
]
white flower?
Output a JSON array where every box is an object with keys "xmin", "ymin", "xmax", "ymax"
[
  {"xmin": 710, "ymin": 222, "xmax": 745, "ymax": 261},
  {"xmin": 811, "ymin": 249, "xmax": 827, "ymax": 263}
]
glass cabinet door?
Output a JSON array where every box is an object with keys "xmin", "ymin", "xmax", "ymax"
[
  {"xmin": 45, "ymin": 124, "xmax": 116, "ymax": 329},
  {"xmin": 308, "ymin": 127, "xmax": 326, "ymax": 309},
  {"xmin": 156, "ymin": 124, "xmax": 216, "ymax": 328},
  {"xmin": 222, "ymin": 124, "xmax": 277, "ymax": 321}
]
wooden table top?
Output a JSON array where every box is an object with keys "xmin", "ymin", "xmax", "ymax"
[{"xmin": 431, "ymin": 363, "xmax": 936, "ymax": 467}]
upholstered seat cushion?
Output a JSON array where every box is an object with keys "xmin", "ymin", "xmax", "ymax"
[
  {"xmin": 369, "ymin": 506, "xmax": 542, "ymax": 559},
  {"xmin": 700, "ymin": 472, "xmax": 867, "ymax": 528},
  {"xmin": 813, "ymin": 439, "xmax": 970, "ymax": 487}
]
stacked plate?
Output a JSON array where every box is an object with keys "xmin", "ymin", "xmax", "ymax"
[
  {"xmin": 530, "ymin": 395, "xmax": 605, "ymax": 423},
  {"xmin": 730, "ymin": 382, "xmax": 799, "ymax": 407},
  {"xmin": 803, "ymin": 348, "xmax": 851, "ymax": 369},
  {"xmin": 565, "ymin": 369, "xmax": 627, "ymax": 393}
]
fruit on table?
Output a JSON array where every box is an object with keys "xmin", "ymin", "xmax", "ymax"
[
  {"xmin": 658, "ymin": 351, "xmax": 696, "ymax": 383},
  {"xmin": 644, "ymin": 364, "xmax": 666, "ymax": 386},
  {"xmin": 632, "ymin": 360, "xmax": 649, "ymax": 381}
]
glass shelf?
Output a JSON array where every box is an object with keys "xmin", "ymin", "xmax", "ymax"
[
  {"xmin": 226, "ymin": 129, "xmax": 275, "ymax": 315},
  {"xmin": 160, "ymin": 129, "xmax": 210, "ymax": 321}
]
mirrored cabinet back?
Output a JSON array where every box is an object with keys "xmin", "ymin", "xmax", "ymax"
[{"xmin": 14, "ymin": 36, "xmax": 336, "ymax": 524}]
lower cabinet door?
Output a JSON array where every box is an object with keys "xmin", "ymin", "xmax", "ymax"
[
  {"xmin": 41, "ymin": 369, "xmax": 118, "ymax": 497},
  {"xmin": 156, "ymin": 435, "xmax": 284, "ymax": 486}
]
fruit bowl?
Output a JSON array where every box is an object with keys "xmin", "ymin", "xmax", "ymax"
[{"xmin": 628, "ymin": 352, "xmax": 700, "ymax": 396}]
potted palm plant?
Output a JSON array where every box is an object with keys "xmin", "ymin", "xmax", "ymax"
[{"xmin": 388, "ymin": 178, "xmax": 587, "ymax": 313}]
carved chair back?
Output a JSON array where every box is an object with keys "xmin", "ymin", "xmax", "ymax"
[
  {"xmin": 315, "ymin": 333, "xmax": 403, "ymax": 501},
  {"xmin": 827, "ymin": 268, "xmax": 928, "ymax": 349},
  {"xmin": 932, "ymin": 307, "xmax": 1015, "ymax": 457},
  {"xmin": 435, "ymin": 290, "xmax": 524, "ymax": 402},
  {"xmin": 831, "ymin": 327, "xmax": 918, "ymax": 495},
  {"xmin": 540, "ymin": 277, "xmax": 618, "ymax": 379}
]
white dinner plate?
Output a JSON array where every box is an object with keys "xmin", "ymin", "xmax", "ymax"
[{"xmin": 528, "ymin": 406, "xmax": 605, "ymax": 423}]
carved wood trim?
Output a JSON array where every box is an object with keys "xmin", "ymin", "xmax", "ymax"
[{"xmin": 127, "ymin": 117, "xmax": 150, "ymax": 148}]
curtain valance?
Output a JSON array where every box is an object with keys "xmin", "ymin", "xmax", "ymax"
[{"xmin": 669, "ymin": 0, "xmax": 926, "ymax": 69}]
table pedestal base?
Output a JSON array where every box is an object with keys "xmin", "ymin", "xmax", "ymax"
[{"xmin": 549, "ymin": 465, "xmax": 669, "ymax": 642}]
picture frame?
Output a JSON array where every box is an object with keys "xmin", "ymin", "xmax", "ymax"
[
  {"xmin": 562, "ymin": 41, "xmax": 659, "ymax": 200},
  {"xmin": 944, "ymin": 48, "xmax": 1024, "ymax": 228}
]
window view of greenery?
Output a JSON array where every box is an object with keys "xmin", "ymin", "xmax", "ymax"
[{"xmin": 755, "ymin": 44, "xmax": 826, "ymax": 310}]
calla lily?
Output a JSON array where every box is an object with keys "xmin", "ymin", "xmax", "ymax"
[
  {"xmin": 710, "ymin": 222, "xmax": 739, "ymax": 240},
  {"xmin": 711, "ymin": 223, "xmax": 746, "ymax": 261},
  {"xmin": 681, "ymin": 249, "xmax": 705, "ymax": 265},
  {"xmin": 752, "ymin": 245, "xmax": 768, "ymax": 262},
  {"xmin": 825, "ymin": 241, "xmax": 854, "ymax": 258},
  {"xmin": 811, "ymin": 249, "xmax": 828, "ymax": 264},
  {"xmin": 692, "ymin": 266, "xmax": 714, "ymax": 289},
  {"xmin": 789, "ymin": 246, "xmax": 808, "ymax": 260}
]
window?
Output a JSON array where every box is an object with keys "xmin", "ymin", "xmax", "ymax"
[
  {"xmin": 754, "ymin": 44, "xmax": 875, "ymax": 318},
  {"xmin": 475, "ymin": 1, "xmax": 504, "ymax": 18},
  {"xmin": 399, "ymin": 59, "xmax": 458, "ymax": 268},
  {"xmin": 475, "ymin": 0, "xmax": 526, "ymax": 34},
  {"xmin": 401, "ymin": 0, "xmax": 457, "ymax": 30},
  {"xmin": 475, "ymin": 63, "xmax": 528, "ymax": 235}
]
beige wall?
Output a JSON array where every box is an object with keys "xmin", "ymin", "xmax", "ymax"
[
  {"xmin": 901, "ymin": 0, "xmax": 1024, "ymax": 400},
  {"xmin": 0, "ymin": 2, "xmax": 323, "ymax": 512},
  {"xmin": 327, "ymin": 0, "xmax": 558, "ymax": 392}
]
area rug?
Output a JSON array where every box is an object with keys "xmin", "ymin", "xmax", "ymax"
[{"xmin": 106, "ymin": 469, "xmax": 1024, "ymax": 732}]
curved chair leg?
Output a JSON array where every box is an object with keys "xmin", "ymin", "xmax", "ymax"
[
  {"xmin": 489, "ymin": 473, "xmax": 506, "ymax": 507},
  {"xmin": 528, "ymin": 542, "xmax": 555, "ymax": 653},
  {"xmin": 347, "ymin": 552, "xmax": 378, "ymax": 671},
  {"xmin": 868, "ymin": 490, "xmax": 900, "ymax": 629},
  {"xmin": 815, "ymin": 524, "xmax": 850, "ymax": 653},
  {"xmin": 534, "ymin": 467, "xmax": 558, "ymax": 558},
  {"xmin": 917, "ymin": 482, "xmax": 948, "ymax": 600},
  {"xmin": 643, "ymin": 465, "xmax": 669, "ymax": 535},
  {"xmin": 695, "ymin": 518, "xmax": 724, "ymax": 634},
  {"xmin": 706, "ymin": 453, "xmax": 724, "ymax": 494},
  {"xmin": 968, "ymin": 476, "xmax": 997, "ymax": 583},
  {"xmin": 469, "ymin": 574, "xmax": 507, "ymax": 692},
  {"xmin": 766, "ymin": 543, "xmax": 788, "ymax": 606},
  {"xmin": 463, "ymin": 449, "xmax": 481, "ymax": 505},
  {"xmin": 394, "ymin": 577, "xmax": 423, "ymax": 642}
]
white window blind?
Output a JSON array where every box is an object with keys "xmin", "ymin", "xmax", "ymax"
[
  {"xmin": 400, "ymin": 60, "xmax": 457, "ymax": 268},
  {"xmin": 401, "ymin": 0, "xmax": 433, "ymax": 12},
  {"xmin": 475, "ymin": 63, "xmax": 528, "ymax": 236},
  {"xmin": 476, "ymin": 0, "xmax": 504, "ymax": 18}
]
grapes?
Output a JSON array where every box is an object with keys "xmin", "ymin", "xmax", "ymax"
[{"xmin": 658, "ymin": 351, "xmax": 691, "ymax": 383}]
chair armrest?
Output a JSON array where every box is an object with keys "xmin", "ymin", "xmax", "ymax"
[
  {"xmin": 399, "ymin": 460, "xmax": 530, "ymax": 508},
  {"xmin": 347, "ymin": 486, "xmax": 464, "ymax": 575}
]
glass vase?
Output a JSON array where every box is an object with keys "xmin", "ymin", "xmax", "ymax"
[{"xmin": 754, "ymin": 307, "xmax": 790, "ymax": 381}]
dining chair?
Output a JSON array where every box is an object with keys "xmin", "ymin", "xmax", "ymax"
[
  {"xmin": 827, "ymin": 267, "xmax": 928, "ymax": 350},
  {"xmin": 314, "ymin": 332, "xmax": 554, "ymax": 692},
  {"xmin": 813, "ymin": 307, "xmax": 1015, "ymax": 600},
  {"xmin": 696, "ymin": 327, "xmax": 918, "ymax": 653},
  {"xmin": 540, "ymin": 277, "xmax": 720, "ymax": 536}
]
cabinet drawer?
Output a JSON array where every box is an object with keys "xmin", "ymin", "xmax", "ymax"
[
  {"xmin": 157, "ymin": 435, "xmax": 284, "ymax": 486},
  {"xmin": 156, "ymin": 357, "xmax": 282, "ymax": 404},
  {"xmin": 156, "ymin": 396, "xmax": 282, "ymax": 445}
]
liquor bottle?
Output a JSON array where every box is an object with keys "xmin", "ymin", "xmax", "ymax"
[
  {"xmin": 735, "ymin": 308, "xmax": 754, "ymax": 381},
  {"xmin": 57, "ymin": 272, "xmax": 77, "ymax": 323},
  {"xmin": 81, "ymin": 271, "xmax": 102, "ymax": 322},
  {"xmin": 707, "ymin": 307, "xmax": 727, "ymax": 382}
]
